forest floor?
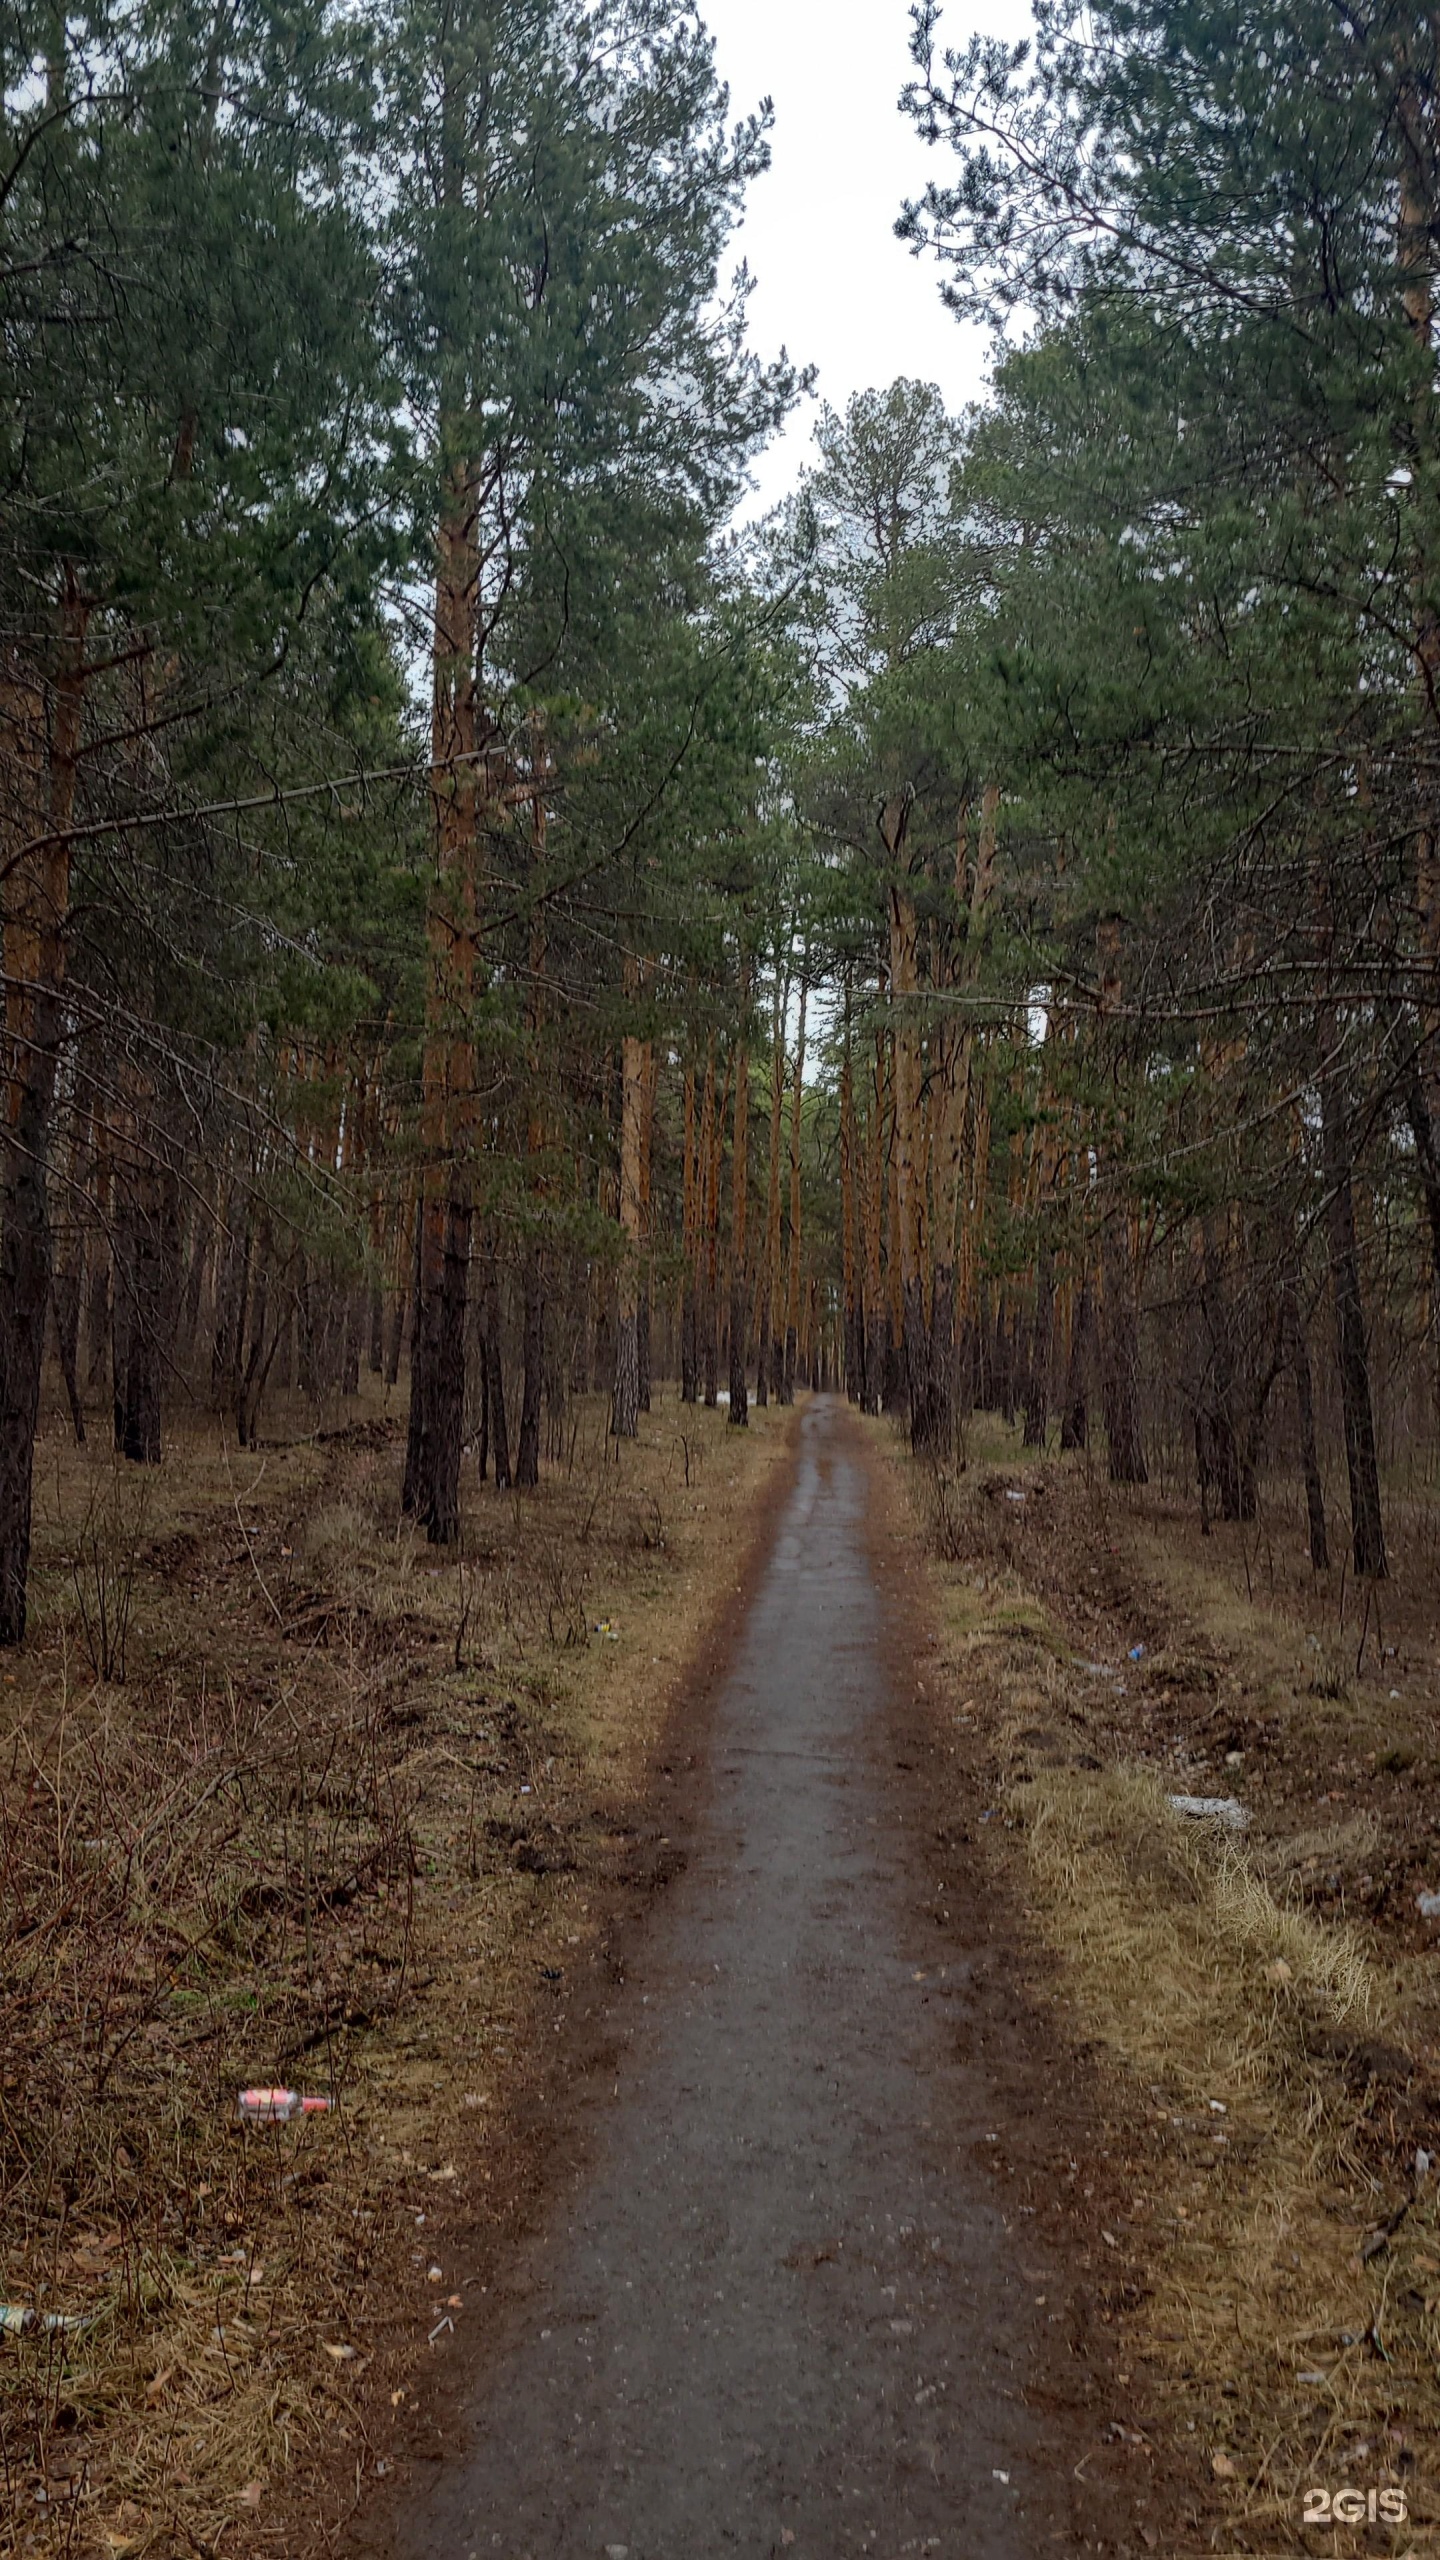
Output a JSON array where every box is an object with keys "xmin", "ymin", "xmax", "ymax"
[
  {"xmin": 894, "ymin": 1415, "xmax": 1440, "ymax": 2555},
  {"xmin": 0, "ymin": 1382, "xmax": 797, "ymax": 2560},
  {"xmin": 6, "ymin": 1383, "xmax": 1438, "ymax": 2560}
]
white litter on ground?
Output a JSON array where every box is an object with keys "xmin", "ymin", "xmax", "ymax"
[{"xmin": 1167, "ymin": 1794, "xmax": 1248, "ymax": 1831}]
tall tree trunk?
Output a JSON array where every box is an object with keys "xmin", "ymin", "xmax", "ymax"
[
  {"xmin": 404, "ymin": 1104, "xmax": 474, "ymax": 1534},
  {"xmin": 341, "ymin": 1291, "xmax": 362, "ymax": 1397},
  {"xmin": 1399, "ymin": 76, "xmax": 1440, "ymax": 1313},
  {"xmin": 680, "ymin": 1050, "xmax": 699, "ymax": 1404},
  {"xmin": 52, "ymin": 1268, "xmax": 85, "ymax": 1446},
  {"xmin": 1194, "ymin": 1224, "xmax": 1255, "ymax": 1524},
  {"xmin": 301, "ymin": 1263, "xmax": 327, "ymax": 1399},
  {"xmin": 1095, "ymin": 915, "xmax": 1148, "ymax": 1485},
  {"xmin": 476, "ymin": 1299, "xmax": 491, "ymax": 1482},
  {"xmin": 729, "ymin": 964, "xmax": 750, "ymax": 1427},
  {"xmin": 214, "ymin": 1197, "xmax": 252, "ymax": 1413},
  {"xmin": 704, "ymin": 1044, "xmax": 733, "ymax": 1411},
  {"xmin": 612, "ymin": 1003, "xmax": 646, "ymax": 1440},
  {"xmin": 757, "ymin": 949, "xmax": 788, "ymax": 1408},
  {"xmin": 83, "ymin": 1099, "xmax": 113, "ymax": 1388},
  {"xmin": 386, "ymin": 1192, "xmax": 413, "ymax": 1389},
  {"xmin": 517, "ymin": 1251, "xmax": 544, "ymax": 1486},
  {"xmin": 636, "ymin": 1287, "xmax": 651, "ymax": 1415},
  {"xmin": 1318, "ymin": 1025, "xmax": 1387, "ymax": 1577},
  {"xmin": 781, "ymin": 975, "xmax": 808, "ymax": 1404},
  {"xmin": 111, "ymin": 1107, "xmax": 171, "ymax": 1466},
  {"xmin": 1059, "ymin": 1271, "xmax": 1090, "ymax": 1451},
  {"xmin": 86, "ymin": 1260, "xmax": 111, "ymax": 1391},
  {"xmin": 236, "ymin": 1221, "xmax": 286, "ymax": 1447},
  {"xmin": 860, "ymin": 1028, "xmax": 886, "ymax": 1417},
  {"xmin": 881, "ymin": 1018, "xmax": 906, "ymax": 1413},
  {"xmin": 1022, "ymin": 1253, "xmax": 1053, "ymax": 1449},
  {"xmin": 1281, "ymin": 1271, "xmax": 1328, "ymax": 1571},
  {"xmin": 517, "ymin": 747, "xmax": 549, "ymax": 1488},
  {"xmin": 1401, "ymin": 1048, "xmax": 1440, "ymax": 1413},
  {"xmin": 958, "ymin": 1041, "xmax": 992, "ymax": 1421},
  {"xmin": 638, "ymin": 1037, "xmax": 656, "ymax": 1414},
  {"xmin": 178, "ymin": 1190, "xmax": 209, "ymax": 1362},
  {"xmin": 0, "ymin": 595, "xmax": 86, "ymax": 1641},
  {"xmin": 882, "ymin": 797, "xmax": 936, "ymax": 1451},
  {"xmin": 338, "ymin": 1069, "xmax": 364, "ymax": 1400},
  {"xmin": 485, "ymin": 1266, "xmax": 511, "ymax": 1489},
  {"xmin": 930, "ymin": 787, "xmax": 998, "ymax": 1455},
  {"xmin": 839, "ymin": 998, "xmax": 862, "ymax": 1404},
  {"xmin": 407, "ymin": 1194, "xmax": 471, "ymax": 1526},
  {"xmin": 994, "ymin": 1298, "xmax": 1016, "ymax": 1422},
  {"xmin": 1099, "ymin": 1213, "xmax": 1147, "ymax": 1483},
  {"xmin": 51, "ymin": 1123, "xmax": 86, "ymax": 1444},
  {"xmin": 367, "ymin": 1170, "xmax": 387, "ymax": 1374},
  {"xmin": 699, "ymin": 1041, "xmax": 719, "ymax": 1408},
  {"xmin": 404, "ymin": 434, "xmax": 480, "ymax": 1542}
]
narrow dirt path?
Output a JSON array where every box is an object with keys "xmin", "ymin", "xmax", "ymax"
[{"xmin": 372, "ymin": 1401, "xmax": 1123, "ymax": 2557}]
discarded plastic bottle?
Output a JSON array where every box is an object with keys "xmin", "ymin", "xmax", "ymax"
[
  {"xmin": 0, "ymin": 2305, "xmax": 95, "ymax": 2336},
  {"xmin": 236, "ymin": 2088, "xmax": 332, "ymax": 2124}
]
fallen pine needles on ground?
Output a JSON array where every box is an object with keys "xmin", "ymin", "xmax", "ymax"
[
  {"xmin": 0, "ymin": 1389, "xmax": 793, "ymax": 2560},
  {"xmin": 889, "ymin": 1418, "xmax": 1440, "ymax": 2557}
]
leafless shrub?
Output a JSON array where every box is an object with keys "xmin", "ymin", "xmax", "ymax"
[
  {"xmin": 63, "ymin": 1467, "xmax": 150, "ymax": 1683},
  {"xmin": 540, "ymin": 1542, "xmax": 590, "ymax": 1648},
  {"xmin": 918, "ymin": 1460, "xmax": 975, "ymax": 1564}
]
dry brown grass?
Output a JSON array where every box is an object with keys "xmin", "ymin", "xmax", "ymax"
[
  {"xmin": 1014, "ymin": 1757, "xmax": 1436, "ymax": 2557},
  {"xmin": 0, "ymin": 1384, "xmax": 795, "ymax": 2559},
  {"xmin": 886, "ymin": 1423, "xmax": 1440, "ymax": 2556}
]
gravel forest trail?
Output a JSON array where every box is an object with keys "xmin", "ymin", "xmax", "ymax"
[{"xmin": 375, "ymin": 1398, "xmax": 1113, "ymax": 2559}]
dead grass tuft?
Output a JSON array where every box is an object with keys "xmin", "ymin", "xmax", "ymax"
[{"xmin": 1021, "ymin": 1766, "xmax": 1376, "ymax": 2097}]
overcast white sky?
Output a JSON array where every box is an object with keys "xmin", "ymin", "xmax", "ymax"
[{"xmin": 700, "ymin": 0, "xmax": 1035, "ymax": 515}]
